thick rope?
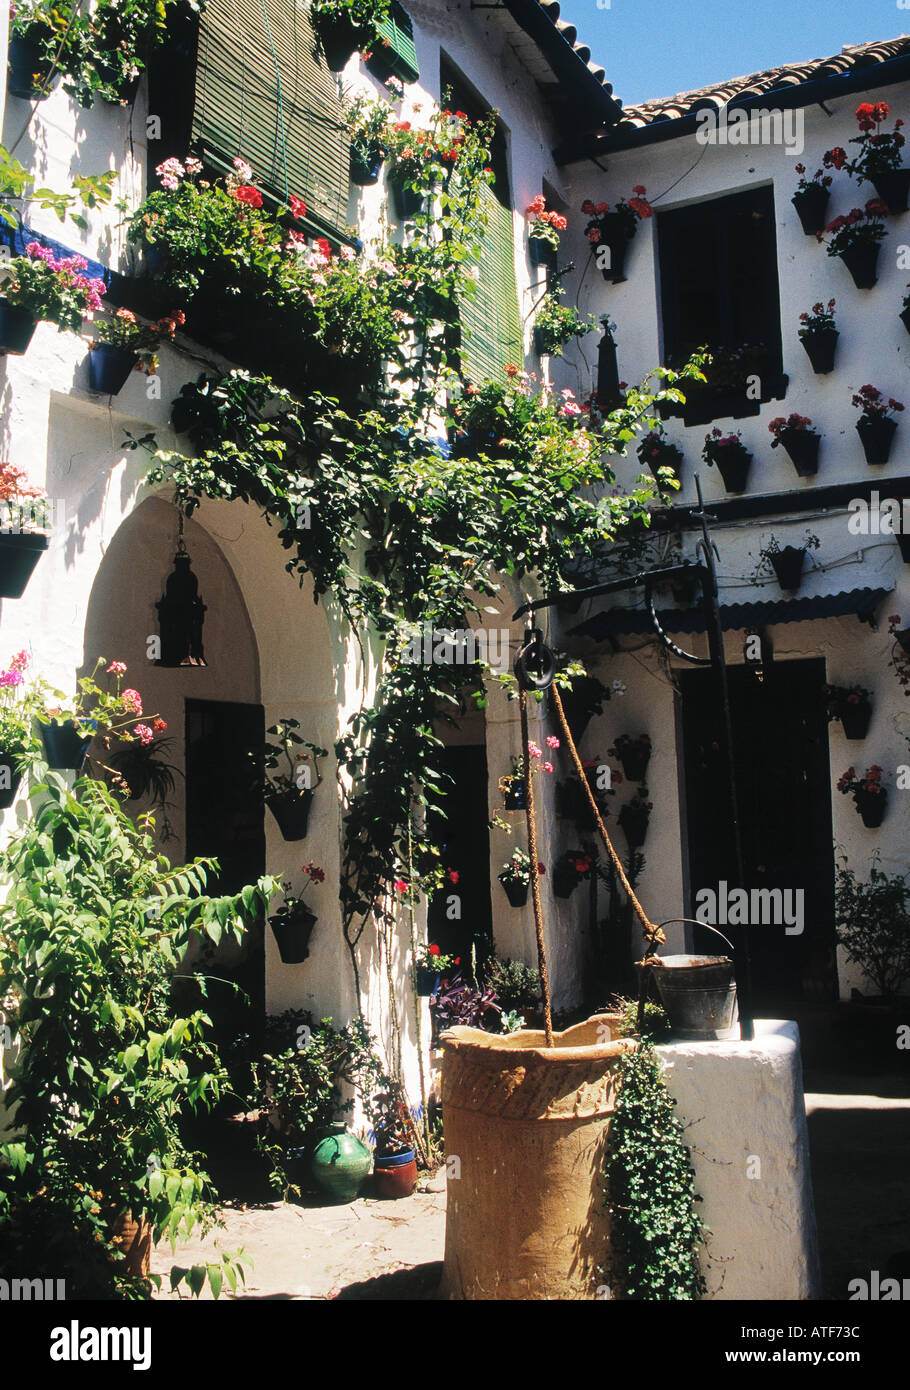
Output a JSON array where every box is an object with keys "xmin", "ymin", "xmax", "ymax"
[
  {"xmin": 519, "ymin": 688, "xmax": 554, "ymax": 1046},
  {"xmin": 551, "ymin": 685, "xmax": 666, "ymax": 957}
]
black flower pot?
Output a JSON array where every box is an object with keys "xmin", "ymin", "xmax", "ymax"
[
  {"xmin": 0, "ymin": 300, "xmax": 38, "ymax": 356},
  {"xmin": 840, "ymin": 701, "xmax": 872, "ymax": 740},
  {"xmin": 871, "ymin": 168, "xmax": 910, "ymax": 214},
  {"xmin": 42, "ymin": 719, "xmax": 95, "ymax": 771},
  {"xmin": 597, "ymin": 215, "xmax": 630, "ymax": 283},
  {"xmin": 781, "ymin": 431, "xmax": 820, "ymax": 478},
  {"xmin": 801, "ymin": 330, "xmax": 838, "ymax": 375},
  {"xmin": 270, "ymin": 906, "xmax": 317, "ymax": 964},
  {"xmin": 642, "ymin": 443, "xmax": 683, "ymax": 483},
  {"xmin": 265, "ymin": 787, "xmax": 314, "ymax": 841},
  {"xmin": 618, "ymin": 746, "xmax": 650, "ymax": 783},
  {"xmin": 499, "ymin": 876, "xmax": 529, "ymax": 908},
  {"xmin": 529, "ymin": 236, "xmax": 557, "ymax": 274},
  {"xmin": 897, "ymin": 533, "xmax": 910, "ymax": 563},
  {"xmin": 0, "ymin": 751, "xmax": 22, "ymax": 810},
  {"xmin": 390, "ymin": 179, "xmax": 423, "ymax": 221},
  {"xmin": 350, "ymin": 148, "xmax": 384, "ymax": 186},
  {"xmin": 838, "ymin": 242, "xmax": 880, "ymax": 289},
  {"xmin": 618, "ymin": 806, "xmax": 649, "ymax": 850},
  {"xmin": 857, "ymin": 416, "xmax": 897, "ymax": 465},
  {"xmin": 7, "ymin": 35, "xmax": 58, "ymax": 100},
  {"xmin": 503, "ymin": 781, "xmax": 525, "ymax": 811},
  {"xmin": 415, "ymin": 965, "xmax": 440, "ymax": 996},
  {"xmin": 552, "ymin": 865, "xmax": 579, "ymax": 898},
  {"xmin": 316, "ymin": 14, "xmax": 359, "ymax": 70},
  {"xmin": 769, "ymin": 546, "xmax": 806, "ymax": 591},
  {"xmin": 713, "ymin": 449, "xmax": 752, "ymax": 494},
  {"xmin": 0, "ymin": 531, "xmax": 49, "ymax": 599},
  {"xmin": 88, "ymin": 343, "xmax": 137, "ymax": 395},
  {"xmin": 901, "ymin": 307, "xmax": 910, "ymax": 337},
  {"xmin": 856, "ymin": 791, "xmax": 886, "ymax": 830},
  {"xmin": 895, "ymin": 627, "xmax": 910, "ymax": 655},
  {"xmin": 791, "ymin": 185, "xmax": 830, "ymax": 236}
]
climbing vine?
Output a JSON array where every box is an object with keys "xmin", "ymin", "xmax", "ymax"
[
  {"xmin": 133, "ymin": 102, "xmax": 703, "ymax": 1001},
  {"xmin": 605, "ymin": 1041, "xmax": 707, "ymax": 1299}
]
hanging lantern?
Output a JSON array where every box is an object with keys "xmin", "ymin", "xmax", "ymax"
[{"xmin": 155, "ymin": 514, "xmax": 207, "ymax": 667}]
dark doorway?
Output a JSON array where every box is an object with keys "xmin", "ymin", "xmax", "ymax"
[
  {"xmin": 426, "ymin": 745, "xmax": 494, "ymax": 975},
  {"xmin": 185, "ymin": 698, "xmax": 266, "ymax": 1020},
  {"xmin": 680, "ymin": 657, "xmax": 836, "ymax": 1007}
]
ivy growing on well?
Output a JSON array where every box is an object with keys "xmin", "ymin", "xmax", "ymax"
[{"xmin": 605, "ymin": 1041, "xmax": 707, "ymax": 1299}]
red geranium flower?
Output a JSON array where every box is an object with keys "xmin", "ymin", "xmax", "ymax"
[
  {"xmin": 289, "ymin": 194, "xmax": 307, "ymax": 220},
  {"xmin": 233, "ymin": 185, "xmax": 263, "ymax": 209}
]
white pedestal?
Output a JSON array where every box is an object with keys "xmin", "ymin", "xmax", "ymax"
[{"xmin": 657, "ymin": 1018, "xmax": 820, "ymax": 1300}]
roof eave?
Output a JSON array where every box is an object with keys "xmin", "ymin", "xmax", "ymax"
[{"xmin": 501, "ymin": 0, "xmax": 623, "ymax": 128}]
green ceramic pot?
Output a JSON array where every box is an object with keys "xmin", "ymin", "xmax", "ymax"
[{"xmin": 311, "ymin": 1123, "xmax": 371, "ymax": 1204}]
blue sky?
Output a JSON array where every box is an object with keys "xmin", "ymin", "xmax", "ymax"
[{"xmin": 554, "ymin": 0, "xmax": 908, "ymax": 106}]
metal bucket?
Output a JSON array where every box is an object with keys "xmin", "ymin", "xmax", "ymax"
[{"xmin": 650, "ymin": 954, "xmax": 737, "ymax": 1040}]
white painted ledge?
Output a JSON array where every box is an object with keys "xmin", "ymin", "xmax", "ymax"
[{"xmin": 657, "ymin": 1019, "xmax": 821, "ymax": 1300}]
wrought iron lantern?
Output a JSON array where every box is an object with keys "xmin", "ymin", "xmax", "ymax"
[{"xmin": 155, "ymin": 513, "xmax": 207, "ymax": 667}]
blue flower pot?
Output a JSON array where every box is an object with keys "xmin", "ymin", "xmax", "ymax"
[
  {"xmin": 42, "ymin": 719, "xmax": 96, "ymax": 771},
  {"xmin": 88, "ymin": 343, "xmax": 137, "ymax": 395},
  {"xmin": 350, "ymin": 148, "xmax": 384, "ymax": 186}
]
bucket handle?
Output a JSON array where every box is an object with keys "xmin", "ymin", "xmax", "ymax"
[{"xmin": 653, "ymin": 917, "xmax": 736, "ymax": 959}]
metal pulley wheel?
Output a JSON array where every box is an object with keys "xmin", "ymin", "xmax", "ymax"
[{"xmin": 514, "ymin": 626, "xmax": 556, "ymax": 690}]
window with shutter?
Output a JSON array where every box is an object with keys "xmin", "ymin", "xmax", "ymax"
[
  {"xmin": 368, "ymin": 1, "xmax": 419, "ymax": 84},
  {"xmin": 443, "ymin": 62, "xmax": 523, "ymax": 384},
  {"xmin": 191, "ymin": 0, "xmax": 351, "ymax": 237}
]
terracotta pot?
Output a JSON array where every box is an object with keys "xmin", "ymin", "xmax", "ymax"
[
  {"xmin": 856, "ymin": 416, "xmax": 897, "ymax": 466},
  {"xmin": 439, "ymin": 1015, "xmax": 631, "ymax": 1299},
  {"xmin": 791, "ymin": 185, "xmax": 830, "ymax": 236},
  {"xmin": 373, "ymin": 1148, "xmax": 418, "ymax": 1198},
  {"xmin": 801, "ymin": 330, "xmax": 838, "ymax": 375},
  {"xmin": 110, "ymin": 1210, "xmax": 152, "ymax": 1278}
]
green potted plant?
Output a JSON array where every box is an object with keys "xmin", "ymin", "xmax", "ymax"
[
  {"xmin": 413, "ymin": 942, "xmax": 459, "ymax": 995},
  {"xmin": 0, "ymin": 649, "xmax": 41, "ymax": 809},
  {"xmin": 636, "ymin": 427, "xmax": 684, "ymax": 485},
  {"xmin": 384, "ymin": 107, "xmax": 474, "ymax": 221},
  {"xmin": 581, "ymin": 186, "xmax": 652, "ymax": 283},
  {"xmin": 837, "ymin": 764, "xmax": 888, "ymax": 828},
  {"xmin": 754, "ymin": 531, "xmax": 819, "ymax": 592},
  {"xmin": 618, "ymin": 789, "xmax": 652, "ymax": 850},
  {"xmin": 311, "ymin": 0, "xmax": 391, "ymax": 70},
  {"xmin": 816, "ymin": 198, "xmax": 889, "ymax": 288},
  {"xmin": 262, "ymin": 719, "xmax": 327, "ymax": 841},
  {"xmin": 368, "ymin": 1085, "xmax": 417, "ymax": 1198},
  {"xmin": 702, "ymin": 427, "xmax": 753, "ymax": 493},
  {"xmin": 269, "ymin": 863, "xmax": 325, "ymax": 964},
  {"xmin": 791, "ymin": 160, "xmax": 836, "ymax": 236},
  {"xmin": 768, "ymin": 413, "xmax": 820, "ymax": 476},
  {"xmin": 343, "ymin": 93, "xmax": 393, "ymax": 185},
  {"xmin": 824, "ymin": 683, "xmax": 873, "ymax": 740},
  {"xmin": 608, "ymin": 732, "xmax": 651, "ymax": 783},
  {"xmin": 847, "ymin": 101, "xmax": 910, "ymax": 212},
  {"xmin": 853, "ymin": 384, "xmax": 904, "ymax": 464},
  {"xmin": 552, "ymin": 848, "xmax": 594, "ymax": 899},
  {"xmin": 7, "ymin": 0, "xmax": 78, "ymax": 99},
  {"xmin": 533, "ymin": 289, "xmax": 596, "ymax": 358},
  {"xmin": 0, "ymin": 462, "xmax": 51, "ymax": 599},
  {"xmin": 36, "ymin": 658, "xmax": 160, "ymax": 771},
  {"xmin": 0, "ymin": 774, "xmax": 277, "ymax": 1297},
  {"xmin": 497, "ymin": 847, "xmax": 545, "ymax": 908},
  {"xmin": 88, "ymin": 307, "xmax": 186, "ymax": 395},
  {"xmin": 835, "ymin": 853, "xmax": 910, "ymax": 1000},
  {"xmin": 798, "ymin": 299, "xmax": 838, "ymax": 374},
  {"xmin": 0, "ymin": 242, "xmax": 106, "ymax": 353}
]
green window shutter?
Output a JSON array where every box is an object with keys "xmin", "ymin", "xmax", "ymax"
[
  {"xmin": 370, "ymin": 2, "xmax": 419, "ymax": 83},
  {"xmin": 191, "ymin": 0, "xmax": 351, "ymax": 234},
  {"xmin": 459, "ymin": 174, "xmax": 523, "ymax": 385}
]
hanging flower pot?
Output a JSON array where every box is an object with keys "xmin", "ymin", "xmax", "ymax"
[
  {"xmin": 269, "ymin": 904, "xmax": 317, "ymax": 964},
  {"xmin": 373, "ymin": 1147, "xmax": 418, "ymax": 1199},
  {"xmin": 856, "ymin": 416, "xmax": 897, "ymax": 465},
  {"xmin": 390, "ymin": 177, "xmax": 423, "ymax": 221},
  {"xmin": 498, "ymin": 875, "xmax": 529, "ymax": 908},
  {"xmin": 88, "ymin": 343, "xmax": 137, "ymax": 395},
  {"xmin": 768, "ymin": 546, "xmax": 807, "ymax": 591},
  {"xmin": 597, "ymin": 215, "xmax": 630, "ymax": 283},
  {"xmin": 316, "ymin": 14, "xmax": 360, "ymax": 70},
  {"xmin": 856, "ymin": 789, "xmax": 887, "ymax": 829},
  {"xmin": 0, "ymin": 531, "xmax": 49, "ymax": 599},
  {"xmin": 901, "ymin": 306, "xmax": 910, "ymax": 337},
  {"xmin": 613, "ymin": 739, "xmax": 650, "ymax": 784},
  {"xmin": 716, "ymin": 449, "xmax": 752, "ymax": 493},
  {"xmin": 896, "ymin": 533, "xmax": 910, "ymax": 563},
  {"xmin": 0, "ymin": 300, "xmax": 38, "ymax": 356},
  {"xmin": 840, "ymin": 700, "xmax": 873, "ymax": 740},
  {"xmin": 41, "ymin": 719, "xmax": 95, "ymax": 771},
  {"xmin": 780, "ymin": 431, "xmax": 820, "ymax": 478},
  {"xmin": 415, "ymin": 965, "xmax": 440, "ymax": 996},
  {"xmin": 552, "ymin": 863, "xmax": 580, "ymax": 898},
  {"xmin": 870, "ymin": 168, "xmax": 910, "ymax": 214},
  {"xmin": 791, "ymin": 185, "xmax": 830, "ymax": 236},
  {"xmin": 350, "ymin": 146, "xmax": 385, "ymax": 186},
  {"xmin": 502, "ymin": 779, "xmax": 525, "ymax": 811},
  {"xmin": 0, "ymin": 752, "xmax": 22, "ymax": 810},
  {"xmin": 7, "ymin": 35, "xmax": 59, "ymax": 100},
  {"xmin": 801, "ymin": 330, "xmax": 838, "ymax": 375},
  {"xmin": 837, "ymin": 242, "xmax": 880, "ymax": 289},
  {"xmin": 528, "ymin": 235, "xmax": 557, "ymax": 273},
  {"xmin": 643, "ymin": 440, "xmax": 683, "ymax": 484},
  {"xmin": 618, "ymin": 803, "xmax": 649, "ymax": 850},
  {"xmin": 265, "ymin": 787, "xmax": 314, "ymax": 841}
]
